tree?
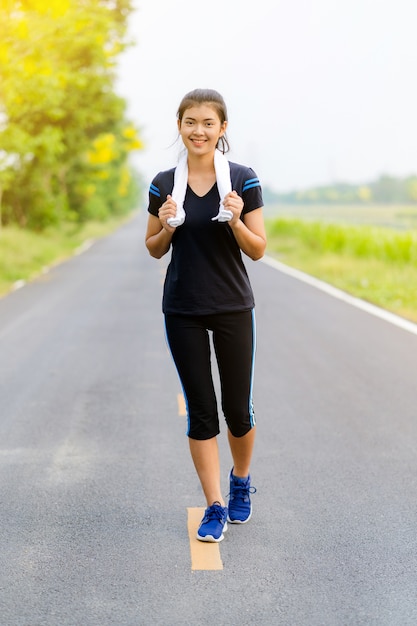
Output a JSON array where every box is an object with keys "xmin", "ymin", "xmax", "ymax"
[{"xmin": 0, "ymin": 0, "xmax": 142, "ymax": 228}]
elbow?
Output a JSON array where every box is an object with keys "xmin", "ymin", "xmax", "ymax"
[
  {"xmin": 145, "ymin": 240, "xmax": 168, "ymax": 259},
  {"xmin": 249, "ymin": 251, "xmax": 265, "ymax": 261},
  {"xmin": 147, "ymin": 247, "xmax": 164, "ymax": 260},
  {"xmin": 145, "ymin": 240, "xmax": 161, "ymax": 259},
  {"xmin": 250, "ymin": 240, "xmax": 267, "ymax": 261}
]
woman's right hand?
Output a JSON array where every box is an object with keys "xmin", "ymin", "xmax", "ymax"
[{"xmin": 158, "ymin": 195, "xmax": 177, "ymax": 232}]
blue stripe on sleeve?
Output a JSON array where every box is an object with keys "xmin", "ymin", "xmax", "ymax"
[
  {"xmin": 149, "ymin": 183, "xmax": 161, "ymax": 198},
  {"xmin": 242, "ymin": 178, "xmax": 260, "ymax": 192}
]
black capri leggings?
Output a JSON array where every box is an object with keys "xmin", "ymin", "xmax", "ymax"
[{"xmin": 164, "ymin": 310, "xmax": 256, "ymax": 440}]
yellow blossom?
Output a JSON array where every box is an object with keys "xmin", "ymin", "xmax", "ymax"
[{"xmin": 87, "ymin": 134, "xmax": 117, "ymax": 165}]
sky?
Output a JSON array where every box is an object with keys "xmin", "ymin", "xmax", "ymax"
[{"xmin": 116, "ymin": 0, "xmax": 417, "ymax": 193}]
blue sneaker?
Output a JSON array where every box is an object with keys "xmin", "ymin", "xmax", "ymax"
[
  {"xmin": 227, "ymin": 469, "xmax": 256, "ymax": 524},
  {"xmin": 196, "ymin": 502, "xmax": 228, "ymax": 542}
]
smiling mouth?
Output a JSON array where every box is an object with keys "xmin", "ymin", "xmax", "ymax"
[{"xmin": 191, "ymin": 139, "xmax": 206, "ymax": 145}]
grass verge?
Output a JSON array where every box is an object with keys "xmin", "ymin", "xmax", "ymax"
[
  {"xmin": 2, "ymin": 212, "xmax": 416, "ymax": 325},
  {"xmin": 265, "ymin": 217, "xmax": 417, "ymax": 323},
  {"xmin": 0, "ymin": 213, "xmax": 136, "ymax": 297}
]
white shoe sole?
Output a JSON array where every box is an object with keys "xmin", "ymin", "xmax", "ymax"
[
  {"xmin": 227, "ymin": 508, "xmax": 252, "ymax": 524},
  {"xmin": 196, "ymin": 521, "xmax": 228, "ymax": 542}
]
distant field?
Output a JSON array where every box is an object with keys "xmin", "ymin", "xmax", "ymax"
[
  {"xmin": 263, "ymin": 203, "xmax": 417, "ymax": 230},
  {"xmin": 264, "ymin": 207, "xmax": 417, "ymax": 323}
]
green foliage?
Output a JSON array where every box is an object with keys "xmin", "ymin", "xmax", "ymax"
[
  {"xmin": 267, "ymin": 218, "xmax": 417, "ymax": 263},
  {"xmin": 0, "ymin": 0, "xmax": 142, "ymax": 229}
]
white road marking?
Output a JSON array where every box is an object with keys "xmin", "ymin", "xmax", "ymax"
[{"xmin": 262, "ymin": 255, "xmax": 417, "ymax": 337}]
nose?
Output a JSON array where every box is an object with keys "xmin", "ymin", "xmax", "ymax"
[{"xmin": 193, "ymin": 124, "xmax": 204, "ymax": 135}]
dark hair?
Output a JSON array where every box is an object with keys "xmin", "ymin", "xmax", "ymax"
[{"xmin": 177, "ymin": 88, "xmax": 230, "ymax": 154}]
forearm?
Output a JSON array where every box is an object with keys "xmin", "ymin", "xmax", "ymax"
[
  {"xmin": 229, "ymin": 219, "xmax": 266, "ymax": 261},
  {"xmin": 145, "ymin": 227, "xmax": 174, "ymax": 259}
]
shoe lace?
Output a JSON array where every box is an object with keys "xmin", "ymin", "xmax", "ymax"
[
  {"xmin": 228, "ymin": 483, "xmax": 257, "ymax": 502},
  {"xmin": 204, "ymin": 502, "xmax": 226, "ymax": 522}
]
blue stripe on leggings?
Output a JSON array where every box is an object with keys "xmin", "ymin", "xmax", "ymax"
[
  {"xmin": 163, "ymin": 318, "xmax": 191, "ymax": 436},
  {"xmin": 249, "ymin": 308, "xmax": 256, "ymax": 427}
]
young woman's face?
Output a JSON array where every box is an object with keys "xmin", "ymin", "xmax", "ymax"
[{"xmin": 178, "ymin": 104, "xmax": 227, "ymax": 156}]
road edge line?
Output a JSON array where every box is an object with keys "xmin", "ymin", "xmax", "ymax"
[{"xmin": 261, "ymin": 255, "xmax": 417, "ymax": 337}]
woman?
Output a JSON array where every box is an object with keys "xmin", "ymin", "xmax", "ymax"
[{"xmin": 145, "ymin": 88, "xmax": 266, "ymax": 542}]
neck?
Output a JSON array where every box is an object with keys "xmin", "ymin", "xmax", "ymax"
[{"xmin": 187, "ymin": 150, "xmax": 215, "ymax": 175}]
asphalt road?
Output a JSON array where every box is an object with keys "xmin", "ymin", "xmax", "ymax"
[{"xmin": 1, "ymin": 213, "xmax": 417, "ymax": 626}]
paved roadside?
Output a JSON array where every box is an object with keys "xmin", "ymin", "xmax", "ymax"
[{"xmin": 1, "ymin": 213, "xmax": 417, "ymax": 625}]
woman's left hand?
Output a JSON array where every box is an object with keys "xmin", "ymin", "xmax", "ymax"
[{"xmin": 222, "ymin": 191, "xmax": 244, "ymax": 224}]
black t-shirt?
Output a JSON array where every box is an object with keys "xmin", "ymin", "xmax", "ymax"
[{"xmin": 147, "ymin": 161, "xmax": 263, "ymax": 315}]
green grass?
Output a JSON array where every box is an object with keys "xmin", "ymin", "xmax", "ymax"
[
  {"xmin": 2, "ymin": 208, "xmax": 417, "ymax": 324},
  {"xmin": 0, "ymin": 213, "xmax": 135, "ymax": 297},
  {"xmin": 265, "ymin": 217, "xmax": 417, "ymax": 323}
]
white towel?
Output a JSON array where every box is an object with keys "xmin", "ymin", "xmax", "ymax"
[
  {"xmin": 211, "ymin": 149, "xmax": 233, "ymax": 222},
  {"xmin": 167, "ymin": 149, "xmax": 233, "ymax": 227},
  {"xmin": 167, "ymin": 152, "xmax": 187, "ymax": 227}
]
